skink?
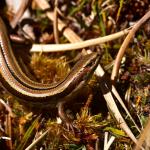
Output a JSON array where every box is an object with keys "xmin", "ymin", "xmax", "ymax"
[{"xmin": 0, "ymin": 17, "xmax": 100, "ymax": 122}]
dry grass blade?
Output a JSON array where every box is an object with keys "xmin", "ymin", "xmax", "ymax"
[
  {"xmin": 25, "ymin": 129, "xmax": 50, "ymax": 150},
  {"xmin": 31, "ymin": 28, "xmax": 130, "ymax": 52},
  {"xmin": 53, "ymin": 0, "xmax": 59, "ymax": 44},
  {"xmin": 5, "ymin": 113, "xmax": 13, "ymax": 150},
  {"xmin": 16, "ymin": 116, "xmax": 40, "ymax": 150},
  {"xmin": 100, "ymin": 84, "xmax": 137, "ymax": 143},
  {"xmin": 0, "ymin": 98, "xmax": 14, "ymax": 117},
  {"xmin": 94, "ymin": 61, "xmax": 138, "ymax": 143},
  {"xmin": 104, "ymin": 132, "xmax": 115, "ymax": 150},
  {"xmin": 111, "ymin": 85, "xmax": 141, "ymax": 132}
]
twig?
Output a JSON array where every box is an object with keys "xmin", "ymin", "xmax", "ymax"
[
  {"xmin": 0, "ymin": 99, "xmax": 14, "ymax": 117},
  {"xmin": 99, "ymin": 79, "xmax": 137, "ymax": 143},
  {"xmin": 111, "ymin": 85, "xmax": 140, "ymax": 132},
  {"xmin": 111, "ymin": 10, "xmax": 150, "ymax": 81},
  {"xmin": 0, "ymin": 99, "xmax": 14, "ymax": 149},
  {"xmin": 31, "ymin": 28, "xmax": 130, "ymax": 52},
  {"xmin": 5, "ymin": 114, "xmax": 13, "ymax": 150},
  {"xmin": 104, "ymin": 132, "xmax": 115, "ymax": 150},
  {"xmin": 25, "ymin": 129, "xmax": 50, "ymax": 150},
  {"xmin": 53, "ymin": 0, "xmax": 59, "ymax": 44}
]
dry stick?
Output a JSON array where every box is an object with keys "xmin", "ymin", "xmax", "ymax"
[
  {"xmin": 31, "ymin": 28, "xmax": 130, "ymax": 52},
  {"xmin": 104, "ymin": 132, "xmax": 115, "ymax": 150},
  {"xmin": 89, "ymin": 48, "xmax": 140, "ymax": 135},
  {"xmin": 112, "ymin": 84, "xmax": 140, "ymax": 132},
  {"xmin": 134, "ymin": 118, "xmax": 150, "ymax": 150},
  {"xmin": 34, "ymin": 0, "xmax": 138, "ymax": 143},
  {"xmin": 111, "ymin": 10, "xmax": 150, "ymax": 81},
  {"xmin": 0, "ymin": 99, "xmax": 14, "ymax": 117},
  {"xmin": 0, "ymin": 99, "xmax": 14, "ymax": 150},
  {"xmin": 25, "ymin": 129, "xmax": 50, "ymax": 150},
  {"xmin": 5, "ymin": 112, "xmax": 13, "ymax": 150},
  {"xmin": 10, "ymin": 0, "xmax": 32, "ymax": 28},
  {"xmin": 53, "ymin": 0, "xmax": 59, "ymax": 44},
  {"xmin": 94, "ymin": 65, "xmax": 137, "ymax": 143}
]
